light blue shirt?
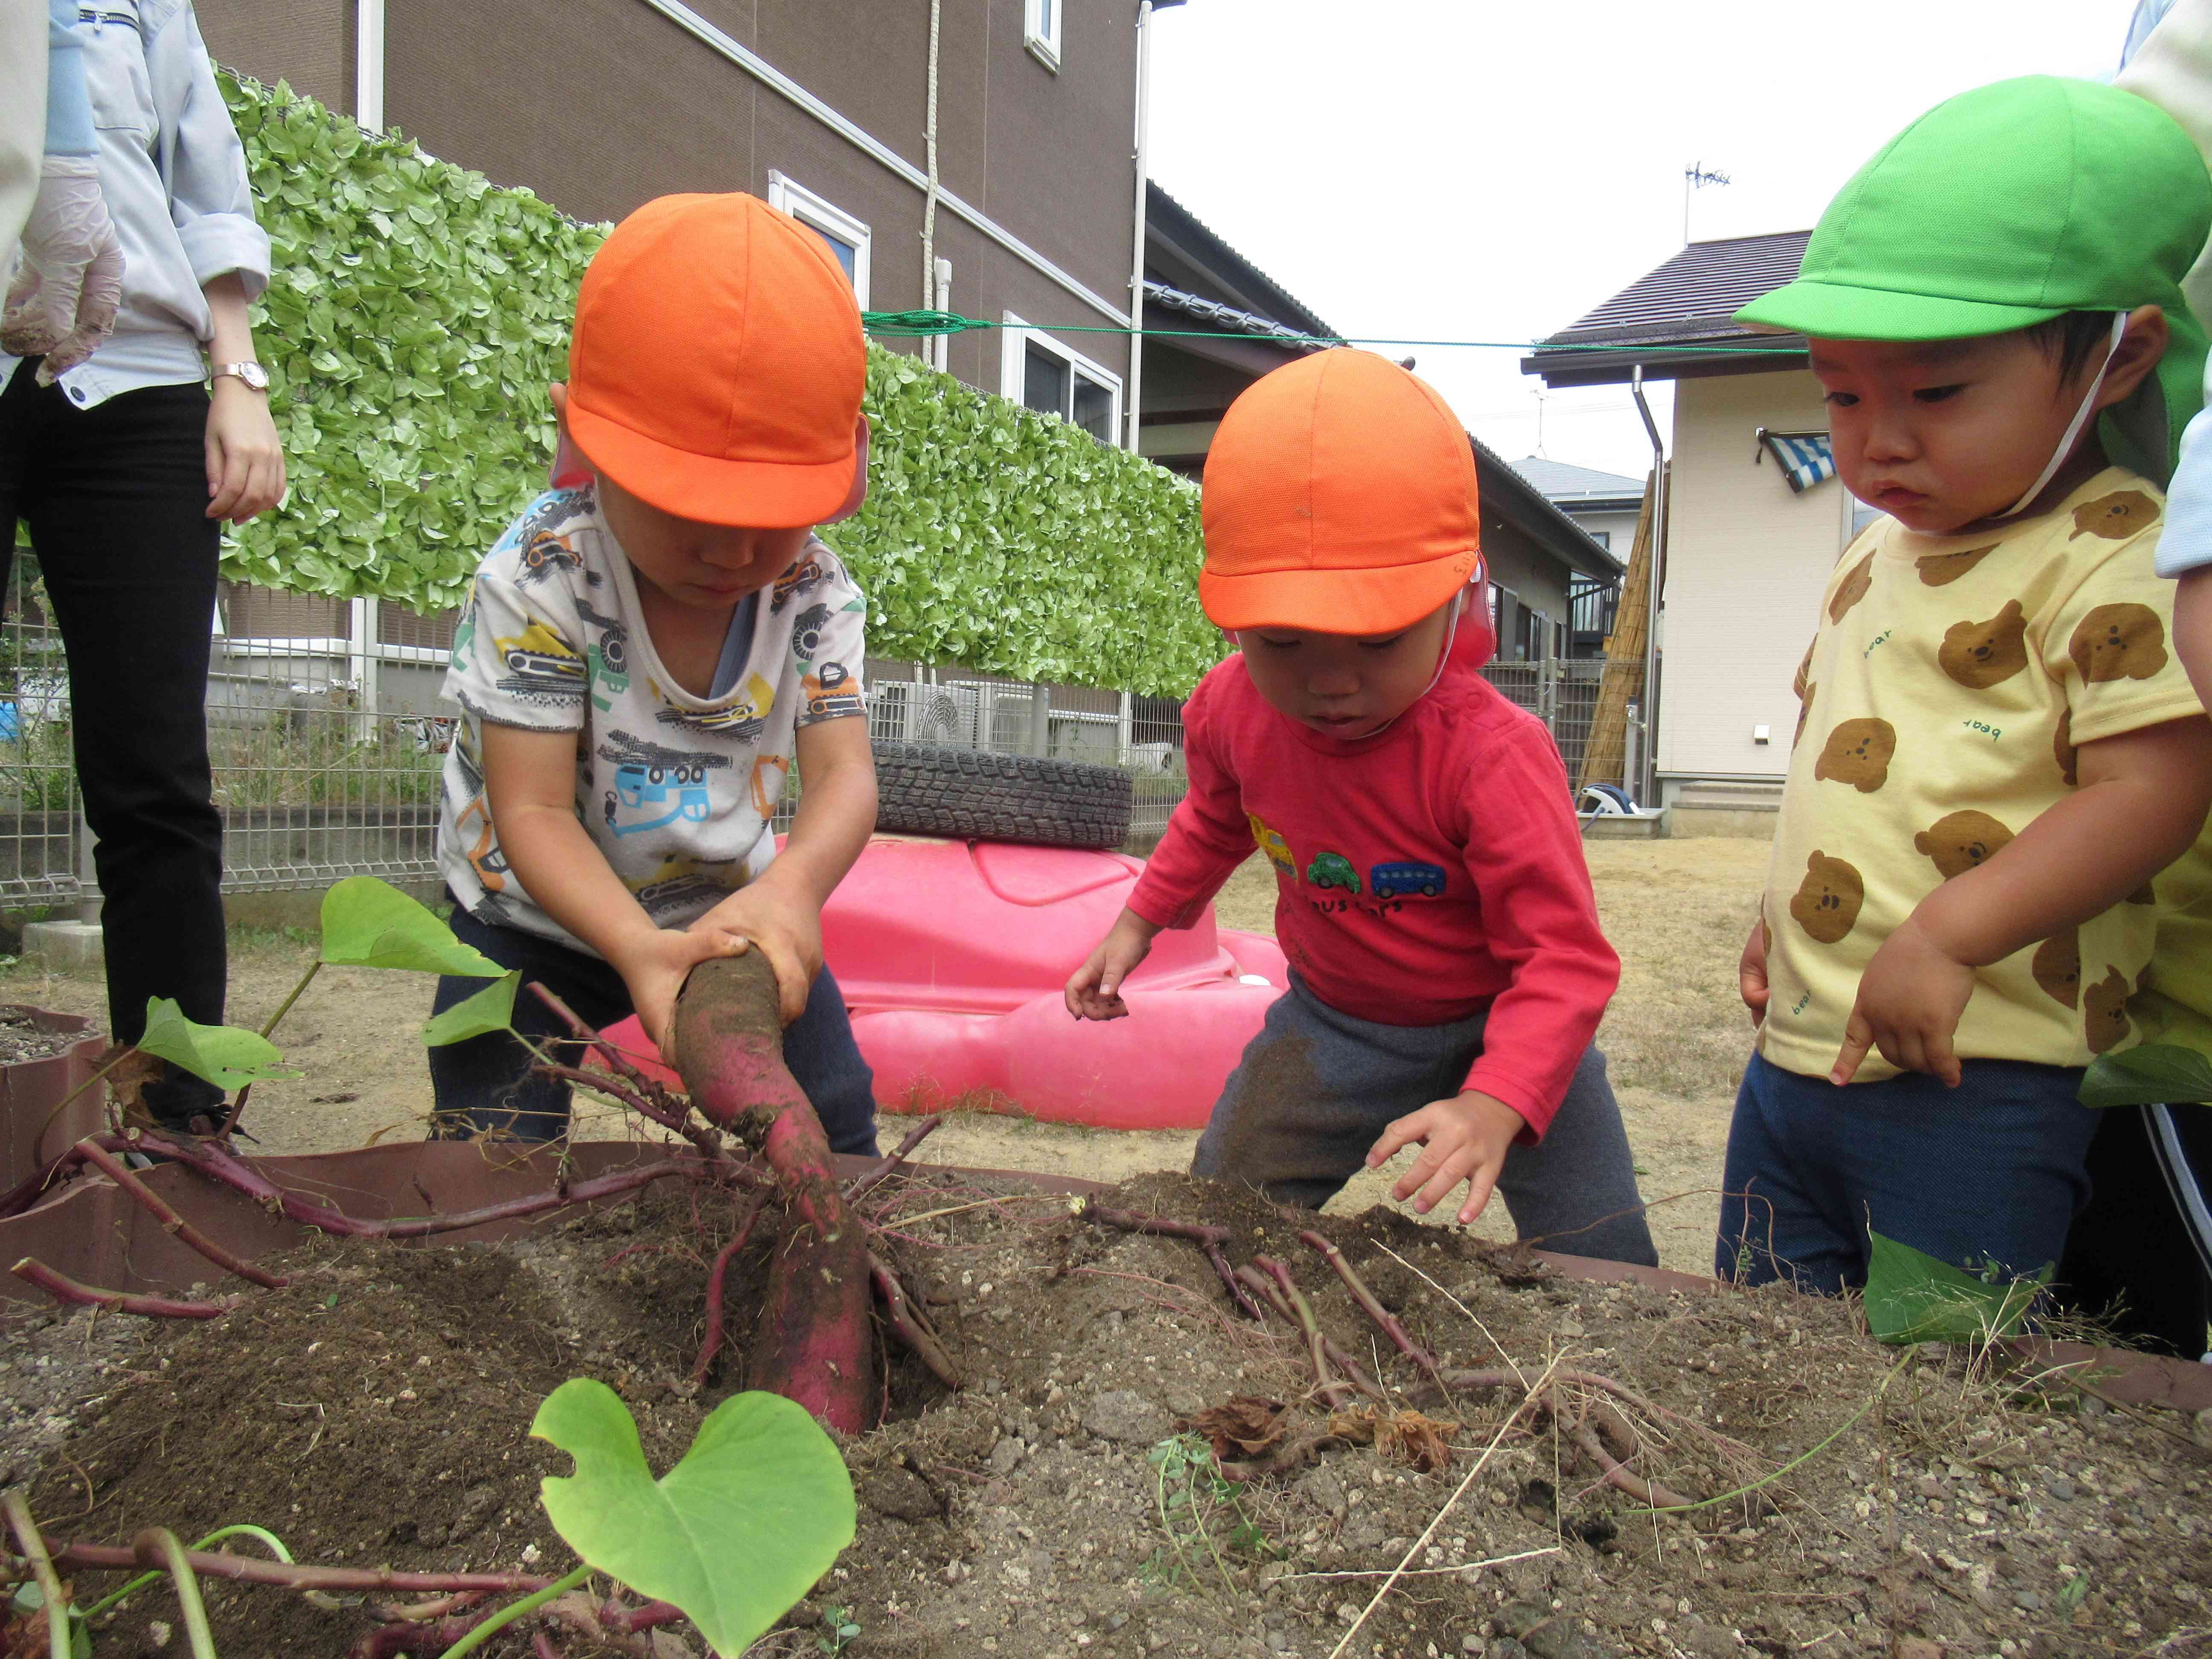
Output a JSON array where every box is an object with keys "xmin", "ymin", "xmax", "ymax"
[
  {"xmin": 46, "ymin": 0, "xmax": 96, "ymax": 158},
  {"xmin": 1, "ymin": 0, "xmax": 270, "ymax": 409}
]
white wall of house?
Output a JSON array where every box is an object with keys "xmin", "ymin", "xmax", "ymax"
[
  {"xmin": 1659, "ymin": 368, "xmax": 1850, "ymax": 786},
  {"xmin": 1562, "ymin": 506, "xmax": 1641, "ymax": 559}
]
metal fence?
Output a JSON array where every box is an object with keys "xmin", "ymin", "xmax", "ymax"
[{"xmin": 0, "ymin": 555, "xmax": 1625, "ymax": 908}]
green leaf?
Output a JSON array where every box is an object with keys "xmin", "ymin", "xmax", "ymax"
[
  {"xmin": 421, "ymin": 969, "xmax": 521, "ymax": 1046},
  {"xmin": 1863, "ymin": 1229, "xmax": 2051, "ymax": 1346},
  {"xmin": 533, "ymin": 1379, "xmax": 855, "ymax": 1656},
  {"xmin": 2078, "ymin": 1041, "xmax": 2212, "ymax": 1107},
  {"xmin": 319, "ymin": 876, "xmax": 504, "ymax": 976},
  {"xmin": 136, "ymin": 998, "xmax": 300, "ymax": 1091}
]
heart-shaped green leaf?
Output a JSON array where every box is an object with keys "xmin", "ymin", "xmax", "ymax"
[
  {"xmin": 421, "ymin": 969, "xmax": 521, "ymax": 1046},
  {"xmin": 320, "ymin": 877, "xmax": 504, "ymax": 977},
  {"xmin": 2079, "ymin": 1041, "xmax": 2212, "ymax": 1108},
  {"xmin": 1863, "ymin": 1229, "xmax": 2050, "ymax": 1346},
  {"xmin": 136, "ymin": 998, "xmax": 300, "ymax": 1092},
  {"xmin": 533, "ymin": 1379, "xmax": 855, "ymax": 1657}
]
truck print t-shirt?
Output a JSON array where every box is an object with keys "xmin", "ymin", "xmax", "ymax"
[{"xmin": 435, "ymin": 485, "xmax": 868, "ymax": 953}]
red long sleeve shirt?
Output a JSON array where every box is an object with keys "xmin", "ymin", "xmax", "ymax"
[{"xmin": 1126, "ymin": 653, "xmax": 1620, "ymax": 1137}]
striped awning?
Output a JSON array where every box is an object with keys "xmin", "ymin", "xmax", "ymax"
[{"xmin": 1756, "ymin": 428, "xmax": 1836, "ymax": 493}]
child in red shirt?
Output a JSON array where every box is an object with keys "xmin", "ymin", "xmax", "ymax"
[{"xmin": 1065, "ymin": 350, "xmax": 1653, "ymax": 1262}]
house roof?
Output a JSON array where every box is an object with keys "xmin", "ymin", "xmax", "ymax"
[
  {"xmin": 1520, "ymin": 231, "xmax": 1813, "ymax": 388},
  {"xmin": 1473, "ymin": 436, "xmax": 1624, "ymax": 583},
  {"xmin": 1144, "ymin": 183, "xmax": 1337, "ymax": 341},
  {"xmin": 1144, "ymin": 280, "xmax": 1333, "ymax": 351},
  {"xmin": 1508, "ymin": 456, "xmax": 1646, "ymax": 510}
]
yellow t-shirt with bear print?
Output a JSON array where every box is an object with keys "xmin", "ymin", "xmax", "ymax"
[{"xmin": 1758, "ymin": 467, "xmax": 2204, "ymax": 1083}]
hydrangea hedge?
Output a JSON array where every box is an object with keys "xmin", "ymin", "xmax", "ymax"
[{"xmin": 221, "ymin": 73, "xmax": 1216, "ymax": 697}]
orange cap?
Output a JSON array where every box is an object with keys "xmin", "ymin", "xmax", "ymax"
[
  {"xmin": 1199, "ymin": 349, "xmax": 1480, "ymax": 634},
  {"xmin": 566, "ymin": 193, "xmax": 865, "ymax": 528}
]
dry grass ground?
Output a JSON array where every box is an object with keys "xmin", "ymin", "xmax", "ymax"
[{"xmin": 1, "ymin": 837, "xmax": 1773, "ymax": 1273}]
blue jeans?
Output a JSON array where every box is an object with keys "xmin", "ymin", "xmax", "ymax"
[
  {"xmin": 426, "ymin": 899, "xmax": 879, "ymax": 1155},
  {"xmin": 1717, "ymin": 1051, "xmax": 2101, "ymax": 1292}
]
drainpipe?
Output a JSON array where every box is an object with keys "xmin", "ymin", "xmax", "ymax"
[
  {"xmin": 1124, "ymin": 0, "xmax": 1157, "ymax": 453},
  {"xmin": 920, "ymin": 0, "xmax": 942, "ymax": 320},
  {"xmin": 1630, "ymin": 365, "xmax": 1667, "ymax": 810},
  {"xmin": 354, "ymin": 0, "xmax": 385, "ymax": 131}
]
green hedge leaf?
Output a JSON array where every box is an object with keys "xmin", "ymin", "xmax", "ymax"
[
  {"xmin": 320, "ymin": 876, "xmax": 505, "ymax": 976},
  {"xmin": 533, "ymin": 1378, "xmax": 855, "ymax": 1656},
  {"xmin": 136, "ymin": 998, "xmax": 299, "ymax": 1091}
]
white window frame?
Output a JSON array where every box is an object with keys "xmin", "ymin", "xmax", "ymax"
[
  {"xmin": 1001, "ymin": 313, "xmax": 1124, "ymax": 448},
  {"xmin": 765, "ymin": 171, "xmax": 872, "ymax": 309},
  {"xmin": 1024, "ymin": 0, "xmax": 1061, "ymax": 71}
]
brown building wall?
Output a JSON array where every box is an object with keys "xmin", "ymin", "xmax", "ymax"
[{"xmin": 196, "ymin": 0, "xmax": 352, "ymax": 114}]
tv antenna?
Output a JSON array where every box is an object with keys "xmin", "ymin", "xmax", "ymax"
[{"xmin": 1684, "ymin": 161, "xmax": 1731, "ymax": 244}]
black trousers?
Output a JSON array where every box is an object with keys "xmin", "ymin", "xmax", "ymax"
[
  {"xmin": 0, "ymin": 364, "xmax": 227, "ymax": 1125},
  {"xmin": 2055, "ymin": 1104, "xmax": 2212, "ymax": 1359}
]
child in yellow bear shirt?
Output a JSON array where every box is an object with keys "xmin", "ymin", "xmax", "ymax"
[{"xmin": 1720, "ymin": 77, "xmax": 2212, "ymax": 1295}]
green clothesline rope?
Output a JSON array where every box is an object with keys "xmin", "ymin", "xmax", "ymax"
[{"xmin": 859, "ymin": 307, "xmax": 1804, "ymax": 357}]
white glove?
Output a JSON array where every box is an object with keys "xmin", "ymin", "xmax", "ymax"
[{"xmin": 2, "ymin": 158, "xmax": 127, "ymax": 384}]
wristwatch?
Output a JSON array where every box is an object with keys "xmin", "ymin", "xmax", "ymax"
[{"xmin": 211, "ymin": 361, "xmax": 269, "ymax": 392}]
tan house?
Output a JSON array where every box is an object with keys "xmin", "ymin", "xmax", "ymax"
[{"xmin": 1525, "ymin": 231, "xmax": 1865, "ymax": 832}]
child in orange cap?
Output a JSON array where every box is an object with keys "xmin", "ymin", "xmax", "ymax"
[
  {"xmin": 1066, "ymin": 350, "xmax": 1654, "ymax": 1261},
  {"xmin": 426, "ymin": 193, "xmax": 879, "ymax": 1152}
]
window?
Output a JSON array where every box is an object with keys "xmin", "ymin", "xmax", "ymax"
[
  {"xmin": 1001, "ymin": 314, "xmax": 1123, "ymax": 445},
  {"xmin": 1587, "ymin": 529, "xmax": 1612, "ymax": 551},
  {"xmin": 765, "ymin": 172, "xmax": 871, "ymax": 308},
  {"xmin": 1553, "ymin": 620, "xmax": 1567, "ymax": 660},
  {"xmin": 1024, "ymin": 0, "xmax": 1061, "ymax": 70}
]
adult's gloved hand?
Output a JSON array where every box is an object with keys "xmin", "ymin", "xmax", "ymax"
[{"xmin": 1, "ymin": 157, "xmax": 126, "ymax": 383}]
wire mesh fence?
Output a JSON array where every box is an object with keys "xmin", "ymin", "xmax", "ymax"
[{"xmin": 0, "ymin": 553, "xmax": 1628, "ymax": 909}]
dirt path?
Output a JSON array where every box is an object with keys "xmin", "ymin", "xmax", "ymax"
[{"xmin": 1, "ymin": 836, "xmax": 1771, "ymax": 1274}]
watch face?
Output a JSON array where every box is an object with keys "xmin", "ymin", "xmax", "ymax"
[{"xmin": 239, "ymin": 362, "xmax": 269, "ymax": 390}]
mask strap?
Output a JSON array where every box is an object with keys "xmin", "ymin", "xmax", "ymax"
[{"xmin": 2002, "ymin": 311, "xmax": 2128, "ymax": 517}]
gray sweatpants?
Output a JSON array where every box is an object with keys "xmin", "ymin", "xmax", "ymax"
[{"xmin": 1191, "ymin": 975, "xmax": 1658, "ymax": 1267}]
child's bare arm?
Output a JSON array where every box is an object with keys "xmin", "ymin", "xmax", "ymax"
[
  {"xmin": 1835, "ymin": 713, "xmax": 2212, "ymax": 1085},
  {"xmin": 481, "ymin": 722, "xmax": 739, "ymax": 1047},
  {"xmin": 691, "ymin": 716, "xmax": 876, "ymax": 1023},
  {"xmin": 1065, "ymin": 908, "xmax": 1162, "ymax": 1020},
  {"xmin": 2177, "ymin": 568, "xmax": 2212, "ymax": 715}
]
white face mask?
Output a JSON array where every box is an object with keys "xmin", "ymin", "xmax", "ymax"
[{"xmin": 2001, "ymin": 311, "xmax": 2130, "ymax": 518}]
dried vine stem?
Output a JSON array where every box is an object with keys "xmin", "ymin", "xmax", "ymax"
[
  {"xmin": 1253, "ymin": 1257, "xmax": 1358, "ymax": 1408},
  {"xmin": 11, "ymin": 1258, "xmax": 239, "ymax": 1319},
  {"xmin": 72, "ymin": 1138, "xmax": 290, "ymax": 1288},
  {"xmin": 1082, "ymin": 1201, "xmax": 1265, "ymax": 1320},
  {"xmin": 692, "ymin": 1191, "xmax": 770, "ymax": 1385},
  {"xmin": 1566, "ymin": 1421, "xmax": 1694, "ymax": 1511},
  {"xmin": 1299, "ymin": 1229, "xmax": 1445, "ymax": 1392},
  {"xmin": 527, "ymin": 983, "xmax": 752, "ymax": 1175},
  {"xmin": 10, "ymin": 1542, "xmax": 555, "ymax": 1596},
  {"xmin": 846, "ymin": 1114, "xmax": 946, "ymax": 1201}
]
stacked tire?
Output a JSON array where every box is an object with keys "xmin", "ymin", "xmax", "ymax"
[{"xmin": 871, "ymin": 741, "xmax": 1134, "ymax": 850}]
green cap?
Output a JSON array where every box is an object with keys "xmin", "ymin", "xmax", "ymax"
[{"xmin": 1735, "ymin": 76, "xmax": 2212, "ymax": 480}]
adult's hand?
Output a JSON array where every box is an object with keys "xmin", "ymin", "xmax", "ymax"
[
  {"xmin": 1, "ymin": 157, "xmax": 124, "ymax": 381},
  {"xmin": 204, "ymin": 376, "xmax": 285, "ymax": 523}
]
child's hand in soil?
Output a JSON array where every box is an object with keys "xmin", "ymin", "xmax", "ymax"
[
  {"xmin": 1065, "ymin": 907, "xmax": 1162, "ymax": 1020},
  {"xmin": 609, "ymin": 926, "xmax": 747, "ymax": 1051},
  {"xmin": 689, "ymin": 878, "xmax": 825, "ymax": 1025},
  {"xmin": 1365, "ymin": 1090, "xmax": 1527, "ymax": 1225},
  {"xmin": 1831, "ymin": 911, "xmax": 1973, "ymax": 1087},
  {"xmin": 1739, "ymin": 918, "xmax": 1769, "ymax": 1027}
]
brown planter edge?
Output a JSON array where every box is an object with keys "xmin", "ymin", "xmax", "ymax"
[{"xmin": 0, "ymin": 1139, "xmax": 2203, "ymax": 1414}]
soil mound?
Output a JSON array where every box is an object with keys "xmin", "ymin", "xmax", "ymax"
[{"xmin": 14, "ymin": 1167, "xmax": 2210, "ymax": 1657}]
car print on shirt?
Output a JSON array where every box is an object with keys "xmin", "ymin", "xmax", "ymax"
[
  {"xmin": 575, "ymin": 599, "xmax": 631, "ymax": 710},
  {"xmin": 445, "ymin": 725, "xmax": 511, "ymax": 894},
  {"xmin": 502, "ymin": 489, "xmax": 602, "ymax": 590},
  {"xmin": 1307, "ymin": 851, "xmax": 1359, "ymax": 894},
  {"xmin": 801, "ymin": 661, "xmax": 865, "ymax": 721},
  {"xmin": 1247, "ymin": 813, "xmax": 1296, "ymax": 878},
  {"xmin": 625, "ymin": 854, "xmax": 745, "ymax": 920},
  {"xmin": 771, "ymin": 555, "xmax": 826, "ymax": 614},
  {"xmin": 493, "ymin": 619, "xmax": 587, "ymax": 700},
  {"xmin": 1370, "ymin": 861, "xmax": 1446, "ymax": 899},
  {"xmin": 791, "ymin": 601, "xmax": 832, "ymax": 664},
  {"xmin": 597, "ymin": 731, "xmax": 731, "ymax": 840}
]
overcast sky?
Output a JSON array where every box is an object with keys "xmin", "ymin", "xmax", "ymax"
[{"xmin": 1144, "ymin": 0, "xmax": 2144, "ymax": 482}]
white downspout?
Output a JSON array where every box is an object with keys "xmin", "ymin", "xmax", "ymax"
[
  {"xmin": 1630, "ymin": 365, "xmax": 1668, "ymax": 809},
  {"xmin": 1124, "ymin": 0, "xmax": 1155, "ymax": 453},
  {"xmin": 354, "ymin": 0, "xmax": 386, "ymax": 131}
]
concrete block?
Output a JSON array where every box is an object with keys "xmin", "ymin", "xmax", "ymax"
[
  {"xmin": 23, "ymin": 920, "xmax": 104, "ymax": 972},
  {"xmin": 1667, "ymin": 806, "xmax": 1778, "ymax": 841}
]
